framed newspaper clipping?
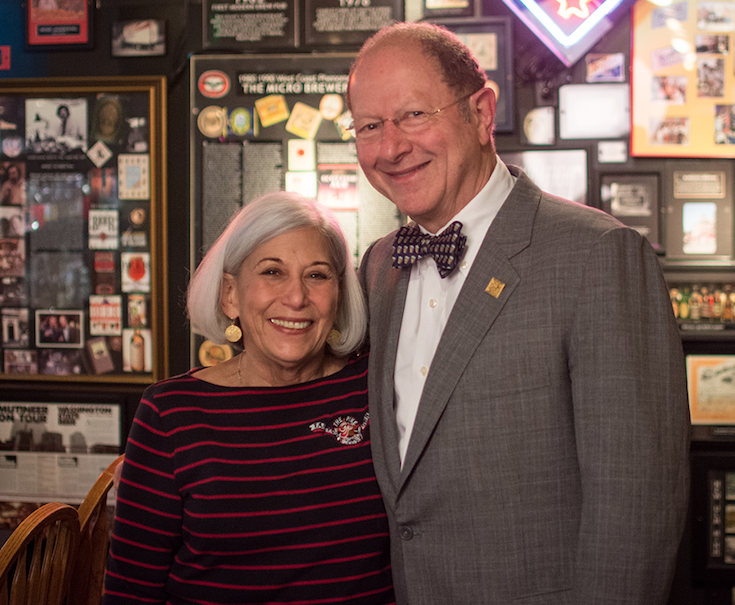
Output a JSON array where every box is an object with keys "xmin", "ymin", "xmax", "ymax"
[{"xmin": 0, "ymin": 77, "xmax": 168, "ymax": 384}]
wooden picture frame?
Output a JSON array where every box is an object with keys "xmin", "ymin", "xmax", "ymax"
[
  {"xmin": 0, "ymin": 77, "xmax": 168, "ymax": 384},
  {"xmin": 25, "ymin": 0, "xmax": 93, "ymax": 50}
]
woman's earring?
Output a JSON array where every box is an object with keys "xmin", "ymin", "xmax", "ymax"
[
  {"xmin": 326, "ymin": 328, "xmax": 341, "ymax": 347},
  {"xmin": 225, "ymin": 318, "xmax": 242, "ymax": 343}
]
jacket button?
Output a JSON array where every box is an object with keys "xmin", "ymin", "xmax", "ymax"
[{"xmin": 399, "ymin": 526, "xmax": 413, "ymax": 540}]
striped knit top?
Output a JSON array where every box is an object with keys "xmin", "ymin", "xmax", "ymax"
[{"xmin": 103, "ymin": 354, "xmax": 395, "ymax": 605}]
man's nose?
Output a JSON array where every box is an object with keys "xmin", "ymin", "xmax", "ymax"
[{"xmin": 379, "ymin": 120, "xmax": 412, "ymax": 160}]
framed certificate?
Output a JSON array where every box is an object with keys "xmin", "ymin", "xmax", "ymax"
[{"xmin": 687, "ymin": 355, "xmax": 735, "ymax": 424}]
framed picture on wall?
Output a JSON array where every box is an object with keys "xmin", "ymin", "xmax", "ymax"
[
  {"xmin": 111, "ymin": 20, "xmax": 166, "ymax": 57},
  {"xmin": 0, "ymin": 76, "xmax": 168, "ymax": 385},
  {"xmin": 600, "ymin": 173, "xmax": 662, "ymax": 252},
  {"xmin": 25, "ymin": 0, "xmax": 94, "ymax": 50},
  {"xmin": 425, "ymin": 17, "xmax": 514, "ymax": 133},
  {"xmin": 663, "ymin": 160, "xmax": 734, "ymax": 263}
]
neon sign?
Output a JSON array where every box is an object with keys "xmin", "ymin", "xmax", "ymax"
[{"xmin": 502, "ymin": 0, "xmax": 633, "ymax": 65}]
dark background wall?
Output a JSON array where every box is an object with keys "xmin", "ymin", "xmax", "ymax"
[{"xmin": 0, "ymin": 1, "xmax": 730, "ymax": 602}]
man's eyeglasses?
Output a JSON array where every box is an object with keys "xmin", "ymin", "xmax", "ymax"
[{"xmin": 347, "ymin": 90, "xmax": 478, "ymax": 142}]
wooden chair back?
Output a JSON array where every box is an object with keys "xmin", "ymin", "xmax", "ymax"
[
  {"xmin": 0, "ymin": 502, "xmax": 80, "ymax": 605},
  {"xmin": 67, "ymin": 454, "xmax": 124, "ymax": 605}
]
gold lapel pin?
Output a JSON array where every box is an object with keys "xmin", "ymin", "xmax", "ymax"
[{"xmin": 485, "ymin": 277, "xmax": 505, "ymax": 298}]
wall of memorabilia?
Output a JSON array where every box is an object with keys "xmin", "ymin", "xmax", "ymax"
[
  {"xmin": 0, "ymin": 77, "xmax": 167, "ymax": 384},
  {"xmin": 4, "ymin": 0, "xmax": 735, "ymax": 598}
]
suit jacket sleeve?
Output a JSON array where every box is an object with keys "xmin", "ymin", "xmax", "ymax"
[{"xmin": 568, "ymin": 224, "xmax": 689, "ymax": 603}]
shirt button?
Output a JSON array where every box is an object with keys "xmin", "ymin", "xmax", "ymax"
[
  {"xmin": 399, "ymin": 526, "xmax": 413, "ymax": 540},
  {"xmin": 461, "ymin": 261, "xmax": 469, "ymax": 270},
  {"xmin": 429, "ymin": 299, "xmax": 438, "ymax": 308},
  {"xmin": 420, "ymin": 366, "xmax": 428, "ymax": 376}
]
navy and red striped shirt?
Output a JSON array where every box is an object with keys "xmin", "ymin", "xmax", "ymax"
[{"xmin": 104, "ymin": 354, "xmax": 394, "ymax": 605}]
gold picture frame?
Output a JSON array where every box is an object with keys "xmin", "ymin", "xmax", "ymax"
[{"xmin": 0, "ymin": 76, "xmax": 167, "ymax": 384}]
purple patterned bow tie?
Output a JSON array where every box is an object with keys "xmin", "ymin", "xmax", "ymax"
[{"xmin": 391, "ymin": 221, "xmax": 466, "ymax": 278}]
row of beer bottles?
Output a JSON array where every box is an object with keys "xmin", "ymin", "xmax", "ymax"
[{"xmin": 670, "ymin": 284, "xmax": 735, "ymax": 322}]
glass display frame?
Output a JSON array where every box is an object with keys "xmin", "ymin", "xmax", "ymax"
[{"xmin": 0, "ymin": 76, "xmax": 168, "ymax": 384}]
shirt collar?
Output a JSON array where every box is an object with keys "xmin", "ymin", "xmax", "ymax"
[{"xmin": 416, "ymin": 157, "xmax": 516, "ymax": 273}]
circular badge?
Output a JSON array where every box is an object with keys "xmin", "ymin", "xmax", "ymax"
[
  {"xmin": 130, "ymin": 208, "xmax": 146, "ymax": 225},
  {"xmin": 320, "ymin": 94, "xmax": 344, "ymax": 120},
  {"xmin": 229, "ymin": 108, "xmax": 251, "ymax": 136},
  {"xmin": 197, "ymin": 106, "xmax": 226, "ymax": 138},
  {"xmin": 199, "ymin": 340, "xmax": 234, "ymax": 367},
  {"xmin": 2, "ymin": 136, "xmax": 23, "ymax": 158},
  {"xmin": 199, "ymin": 70, "xmax": 231, "ymax": 99}
]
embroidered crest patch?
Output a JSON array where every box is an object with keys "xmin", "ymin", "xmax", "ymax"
[{"xmin": 310, "ymin": 413, "xmax": 369, "ymax": 445}]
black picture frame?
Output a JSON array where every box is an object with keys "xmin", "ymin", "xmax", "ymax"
[
  {"xmin": 600, "ymin": 173, "xmax": 662, "ymax": 253},
  {"xmin": 202, "ymin": 0, "xmax": 297, "ymax": 50},
  {"xmin": 25, "ymin": 0, "xmax": 94, "ymax": 51},
  {"xmin": 422, "ymin": 0, "xmax": 478, "ymax": 19},
  {"xmin": 303, "ymin": 0, "xmax": 404, "ymax": 48},
  {"xmin": 691, "ymin": 449, "xmax": 735, "ymax": 587},
  {"xmin": 663, "ymin": 160, "xmax": 734, "ymax": 264},
  {"xmin": 426, "ymin": 17, "xmax": 514, "ymax": 133}
]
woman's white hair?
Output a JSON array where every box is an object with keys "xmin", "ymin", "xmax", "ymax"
[{"xmin": 187, "ymin": 191, "xmax": 366, "ymax": 357}]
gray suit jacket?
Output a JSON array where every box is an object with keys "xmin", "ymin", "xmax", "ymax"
[{"xmin": 360, "ymin": 166, "xmax": 690, "ymax": 605}]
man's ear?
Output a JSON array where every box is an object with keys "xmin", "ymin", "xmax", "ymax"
[
  {"xmin": 220, "ymin": 272, "xmax": 238, "ymax": 318},
  {"xmin": 473, "ymin": 85, "xmax": 497, "ymax": 146}
]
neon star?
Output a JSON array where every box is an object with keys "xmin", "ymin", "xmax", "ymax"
[{"xmin": 556, "ymin": 0, "xmax": 591, "ymax": 19}]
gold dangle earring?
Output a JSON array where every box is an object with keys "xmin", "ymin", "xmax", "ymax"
[
  {"xmin": 225, "ymin": 317, "xmax": 242, "ymax": 343},
  {"xmin": 326, "ymin": 328, "xmax": 341, "ymax": 347}
]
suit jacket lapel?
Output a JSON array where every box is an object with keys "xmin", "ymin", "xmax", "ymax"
[
  {"xmin": 367, "ymin": 250, "xmax": 409, "ymax": 497},
  {"xmin": 398, "ymin": 169, "xmax": 541, "ymax": 487}
]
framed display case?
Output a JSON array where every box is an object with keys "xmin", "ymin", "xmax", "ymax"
[
  {"xmin": 662, "ymin": 160, "xmax": 734, "ymax": 264},
  {"xmin": 600, "ymin": 173, "xmax": 661, "ymax": 252},
  {"xmin": 0, "ymin": 77, "xmax": 168, "ymax": 384}
]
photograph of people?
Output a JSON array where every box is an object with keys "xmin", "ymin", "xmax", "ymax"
[
  {"xmin": 25, "ymin": 98, "xmax": 87, "ymax": 153},
  {"xmin": 0, "ymin": 162, "xmax": 26, "ymax": 206},
  {"xmin": 104, "ymin": 192, "xmax": 394, "ymax": 604}
]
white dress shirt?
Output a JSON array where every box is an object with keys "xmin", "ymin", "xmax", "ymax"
[{"xmin": 394, "ymin": 158, "xmax": 516, "ymax": 465}]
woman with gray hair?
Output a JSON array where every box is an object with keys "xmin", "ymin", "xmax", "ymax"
[{"xmin": 105, "ymin": 192, "xmax": 395, "ymax": 605}]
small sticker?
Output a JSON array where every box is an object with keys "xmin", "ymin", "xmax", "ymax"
[
  {"xmin": 89, "ymin": 295, "xmax": 123, "ymax": 335},
  {"xmin": 319, "ymin": 94, "xmax": 343, "ymax": 120},
  {"xmin": 286, "ymin": 102, "xmax": 322, "ymax": 139},
  {"xmin": 89, "ymin": 209, "xmax": 119, "ymax": 250},
  {"xmin": 87, "ymin": 140, "xmax": 113, "ymax": 168},
  {"xmin": 118, "ymin": 154, "xmax": 150, "ymax": 200},
  {"xmin": 287, "ymin": 139, "xmax": 316, "ymax": 171},
  {"xmin": 229, "ymin": 107, "xmax": 254, "ymax": 136},
  {"xmin": 121, "ymin": 252, "xmax": 151, "ymax": 293},
  {"xmin": 197, "ymin": 106, "xmax": 227, "ymax": 138},
  {"xmin": 254, "ymin": 94, "xmax": 290, "ymax": 128},
  {"xmin": 199, "ymin": 70, "xmax": 231, "ymax": 98}
]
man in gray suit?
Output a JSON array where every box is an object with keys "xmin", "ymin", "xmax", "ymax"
[{"xmin": 348, "ymin": 22, "xmax": 690, "ymax": 604}]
